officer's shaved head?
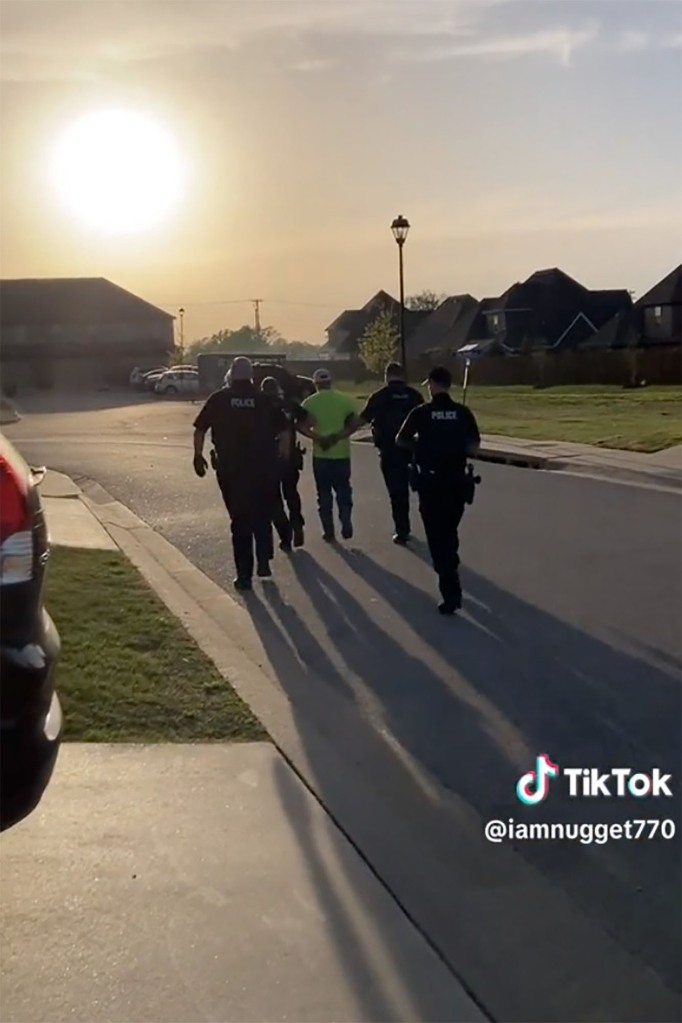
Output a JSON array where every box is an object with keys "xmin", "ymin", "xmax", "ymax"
[
  {"xmin": 229, "ymin": 356, "xmax": 253, "ymax": 382},
  {"xmin": 385, "ymin": 361, "xmax": 404, "ymax": 381}
]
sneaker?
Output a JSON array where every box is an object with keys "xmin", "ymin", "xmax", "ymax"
[
  {"xmin": 256, "ymin": 561, "xmax": 272, "ymax": 578},
  {"xmin": 341, "ymin": 523, "xmax": 353, "ymax": 540},
  {"xmin": 234, "ymin": 577, "xmax": 252, "ymax": 591},
  {"xmin": 392, "ymin": 533, "xmax": 410, "ymax": 545},
  {"xmin": 292, "ymin": 525, "xmax": 305, "ymax": 548},
  {"xmin": 279, "ymin": 540, "xmax": 293, "ymax": 553},
  {"xmin": 322, "ymin": 531, "xmax": 336, "ymax": 543}
]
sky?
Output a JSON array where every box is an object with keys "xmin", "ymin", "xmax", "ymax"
[{"xmin": 1, "ymin": 0, "xmax": 681, "ymax": 344}]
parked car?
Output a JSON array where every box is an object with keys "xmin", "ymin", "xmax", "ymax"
[
  {"xmin": 130, "ymin": 366, "xmax": 167, "ymax": 391},
  {"xmin": 0, "ymin": 434, "xmax": 62, "ymax": 832},
  {"xmin": 141, "ymin": 367, "xmax": 170, "ymax": 391},
  {"xmin": 155, "ymin": 368, "xmax": 199, "ymax": 396}
]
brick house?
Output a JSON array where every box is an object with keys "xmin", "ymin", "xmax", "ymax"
[{"xmin": 0, "ymin": 277, "xmax": 174, "ymax": 394}]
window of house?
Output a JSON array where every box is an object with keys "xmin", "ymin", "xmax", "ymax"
[{"xmin": 653, "ymin": 305, "xmax": 663, "ymax": 322}]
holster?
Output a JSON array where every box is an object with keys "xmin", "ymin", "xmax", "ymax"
[
  {"xmin": 209, "ymin": 449, "xmax": 218, "ymax": 471},
  {"xmin": 463, "ymin": 462, "xmax": 481, "ymax": 505}
]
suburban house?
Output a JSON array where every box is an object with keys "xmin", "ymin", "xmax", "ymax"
[
  {"xmin": 324, "ymin": 290, "xmax": 428, "ymax": 354},
  {"xmin": 472, "ymin": 268, "xmax": 631, "ymax": 353},
  {"xmin": 583, "ymin": 263, "xmax": 682, "ymax": 349},
  {"xmin": 0, "ymin": 277, "xmax": 174, "ymax": 393},
  {"xmin": 404, "ymin": 268, "xmax": 632, "ymax": 358},
  {"xmin": 407, "ymin": 294, "xmax": 483, "ymax": 357}
]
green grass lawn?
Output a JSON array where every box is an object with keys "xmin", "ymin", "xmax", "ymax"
[
  {"xmin": 338, "ymin": 383, "xmax": 682, "ymax": 452},
  {"xmin": 46, "ymin": 547, "xmax": 266, "ymax": 743}
]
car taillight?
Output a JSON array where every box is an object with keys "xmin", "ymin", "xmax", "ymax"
[{"xmin": 0, "ymin": 454, "xmax": 33, "ymax": 583}]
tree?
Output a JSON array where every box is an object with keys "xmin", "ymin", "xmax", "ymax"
[
  {"xmin": 406, "ymin": 290, "xmax": 446, "ymax": 311},
  {"xmin": 189, "ymin": 324, "xmax": 284, "ymax": 358},
  {"xmin": 359, "ymin": 308, "xmax": 399, "ymax": 374}
]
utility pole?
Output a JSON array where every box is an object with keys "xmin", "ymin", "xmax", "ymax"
[{"xmin": 252, "ymin": 299, "xmax": 262, "ymax": 334}]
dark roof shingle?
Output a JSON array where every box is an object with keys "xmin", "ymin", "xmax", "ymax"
[
  {"xmin": 0, "ymin": 277, "xmax": 174, "ymax": 328},
  {"xmin": 635, "ymin": 264, "xmax": 682, "ymax": 307}
]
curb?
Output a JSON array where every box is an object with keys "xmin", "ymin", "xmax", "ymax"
[
  {"xmin": 353, "ymin": 436, "xmax": 680, "ymax": 487},
  {"xmin": 65, "ymin": 480, "xmax": 680, "ymax": 1023}
]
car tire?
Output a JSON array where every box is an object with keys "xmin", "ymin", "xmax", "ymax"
[{"xmin": 165, "ymin": 385, "xmax": 178, "ymax": 395}]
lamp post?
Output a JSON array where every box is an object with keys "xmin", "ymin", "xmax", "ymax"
[
  {"xmin": 390, "ymin": 215, "xmax": 410, "ymax": 371},
  {"xmin": 178, "ymin": 307, "xmax": 185, "ymax": 363}
]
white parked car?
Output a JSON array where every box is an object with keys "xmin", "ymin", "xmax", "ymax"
[{"xmin": 154, "ymin": 368, "xmax": 199, "ymax": 396}]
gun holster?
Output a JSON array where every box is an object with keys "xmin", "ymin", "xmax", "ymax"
[
  {"xmin": 463, "ymin": 462, "xmax": 481, "ymax": 505},
  {"xmin": 209, "ymin": 449, "xmax": 218, "ymax": 471},
  {"xmin": 293, "ymin": 443, "xmax": 305, "ymax": 472}
]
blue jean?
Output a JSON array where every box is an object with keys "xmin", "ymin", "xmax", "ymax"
[{"xmin": 312, "ymin": 457, "xmax": 352, "ymax": 534}]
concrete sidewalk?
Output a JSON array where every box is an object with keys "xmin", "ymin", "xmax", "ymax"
[
  {"xmin": 37, "ymin": 471, "xmax": 681, "ymax": 1023},
  {"xmin": 353, "ymin": 429, "xmax": 682, "ymax": 488},
  {"xmin": 39, "ymin": 470, "xmax": 118, "ymax": 550},
  {"xmin": 18, "ymin": 473, "xmax": 486, "ymax": 1023},
  {"xmin": 0, "ymin": 744, "xmax": 484, "ymax": 1023}
]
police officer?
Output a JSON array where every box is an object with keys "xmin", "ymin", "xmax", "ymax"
[
  {"xmin": 192, "ymin": 356, "xmax": 288, "ymax": 591},
  {"xmin": 395, "ymin": 365, "xmax": 480, "ymax": 614},
  {"xmin": 356, "ymin": 361, "xmax": 424, "ymax": 543},
  {"xmin": 260, "ymin": 376, "xmax": 312, "ymax": 550}
]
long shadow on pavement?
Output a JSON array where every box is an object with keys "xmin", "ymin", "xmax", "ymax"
[
  {"xmin": 242, "ymin": 583, "xmax": 486, "ymax": 1023},
  {"xmin": 334, "ymin": 545, "xmax": 682, "ymax": 998}
]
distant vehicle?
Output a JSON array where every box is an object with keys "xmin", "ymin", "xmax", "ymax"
[
  {"xmin": 196, "ymin": 353, "xmax": 314, "ymax": 401},
  {"xmin": 154, "ymin": 368, "xmax": 199, "ymax": 397},
  {"xmin": 0, "ymin": 434, "xmax": 63, "ymax": 832},
  {"xmin": 129, "ymin": 366, "xmax": 168, "ymax": 390},
  {"xmin": 141, "ymin": 367, "xmax": 170, "ymax": 391}
]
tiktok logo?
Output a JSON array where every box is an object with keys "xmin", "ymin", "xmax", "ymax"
[{"xmin": 516, "ymin": 753, "xmax": 560, "ymax": 805}]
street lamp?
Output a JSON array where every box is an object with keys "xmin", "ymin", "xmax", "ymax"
[
  {"xmin": 390, "ymin": 215, "xmax": 410, "ymax": 371},
  {"xmin": 178, "ymin": 307, "xmax": 185, "ymax": 363}
]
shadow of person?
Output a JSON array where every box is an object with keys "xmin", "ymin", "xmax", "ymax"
[
  {"xmin": 270, "ymin": 754, "xmax": 479, "ymax": 1023},
  {"xmin": 333, "ymin": 545, "xmax": 682, "ymax": 997},
  {"xmin": 241, "ymin": 585, "xmax": 491, "ymax": 1022}
]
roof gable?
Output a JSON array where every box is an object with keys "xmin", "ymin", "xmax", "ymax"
[
  {"xmin": 635, "ymin": 264, "xmax": 682, "ymax": 307},
  {"xmin": 0, "ymin": 277, "xmax": 174, "ymax": 327}
]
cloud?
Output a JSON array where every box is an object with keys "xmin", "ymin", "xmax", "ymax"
[
  {"xmin": 393, "ymin": 22, "xmax": 599, "ymax": 66},
  {"xmin": 663, "ymin": 32, "xmax": 682, "ymax": 48},
  {"xmin": 0, "ymin": 0, "xmax": 510, "ymax": 81},
  {"xmin": 615, "ymin": 30, "xmax": 650, "ymax": 52},
  {"xmin": 291, "ymin": 57, "xmax": 338, "ymax": 74}
]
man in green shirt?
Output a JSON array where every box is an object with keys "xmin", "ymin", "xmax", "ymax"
[{"xmin": 301, "ymin": 368, "xmax": 362, "ymax": 541}]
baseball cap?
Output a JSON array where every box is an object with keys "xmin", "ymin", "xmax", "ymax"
[
  {"xmin": 229, "ymin": 356, "xmax": 253, "ymax": 382},
  {"xmin": 260, "ymin": 376, "xmax": 282, "ymax": 396},
  {"xmin": 422, "ymin": 365, "xmax": 452, "ymax": 388},
  {"xmin": 313, "ymin": 367, "xmax": 332, "ymax": 384}
]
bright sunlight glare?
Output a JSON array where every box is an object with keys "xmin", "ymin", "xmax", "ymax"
[{"xmin": 50, "ymin": 109, "xmax": 186, "ymax": 235}]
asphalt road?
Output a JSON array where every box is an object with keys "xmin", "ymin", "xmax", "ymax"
[{"xmin": 6, "ymin": 395, "xmax": 682, "ymax": 1016}]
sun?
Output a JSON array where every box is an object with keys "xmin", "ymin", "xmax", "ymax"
[{"xmin": 50, "ymin": 109, "xmax": 186, "ymax": 235}]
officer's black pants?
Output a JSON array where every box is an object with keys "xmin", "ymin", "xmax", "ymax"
[
  {"xmin": 378, "ymin": 445, "xmax": 411, "ymax": 536},
  {"xmin": 417, "ymin": 475, "xmax": 466, "ymax": 605},
  {"xmin": 217, "ymin": 472, "xmax": 275, "ymax": 580},
  {"xmin": 271, "ymin": 466, "xmax": 304, "ymax": 544}
]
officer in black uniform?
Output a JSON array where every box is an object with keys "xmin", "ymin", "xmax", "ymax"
[
  {"xmin": 356, "ymin": 361, "xmax": 424, "ymax": 543},
  {"xmin": 192, "ymin": 356, "xmax": 288, "ymax": 591},
  {"xmin": 396, "ymin": 365, "xmax": 481, "ymax": 614},
  {"xmin": 260, "ymin": 376, "xmax": 312, "ymax": 550}
]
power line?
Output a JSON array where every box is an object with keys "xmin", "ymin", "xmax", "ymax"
[{"xmin": 158, "ymin": 297, "xmax": 342, "ymax": 310}]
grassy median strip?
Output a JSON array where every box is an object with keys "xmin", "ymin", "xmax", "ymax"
[
  {"xmin": 46, "ymin": 546, "xmax": 267, "ymax": 743},
  {"xmin": 341, "ymin": 383, "xmax": 682, "ymax": 452}
]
